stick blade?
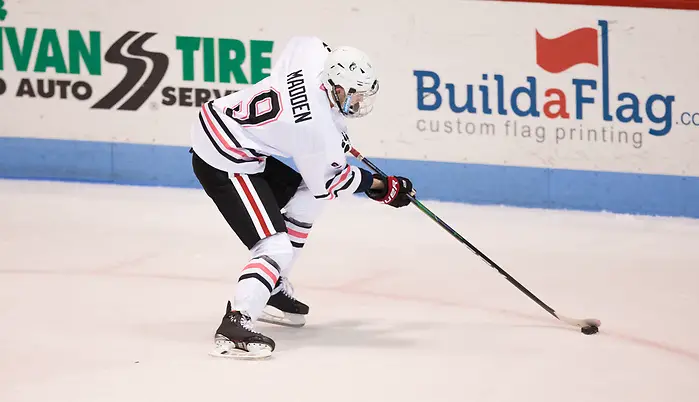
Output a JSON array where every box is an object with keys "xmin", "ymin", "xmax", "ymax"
[{"xmin": 558, "ymin": 315, "xmax": 601, "ymax": 329}]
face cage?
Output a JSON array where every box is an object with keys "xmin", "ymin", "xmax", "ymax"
[{"xmin": 340, "ymin": 84, "xmax": 379, "ymax": 118}]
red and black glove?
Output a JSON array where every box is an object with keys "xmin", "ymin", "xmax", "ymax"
[{"xmin": 365, "ymin": 174, "xmax": 414, "ymax": 208}]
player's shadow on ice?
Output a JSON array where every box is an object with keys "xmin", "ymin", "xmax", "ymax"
[{"xmin": 258, "ymin": 319, "xmax": 432, "ymax": 351}]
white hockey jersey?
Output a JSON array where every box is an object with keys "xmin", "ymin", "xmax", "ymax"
[{"xmin": 190, "ymin": 36, "xmax": 370, "ymax": 200}]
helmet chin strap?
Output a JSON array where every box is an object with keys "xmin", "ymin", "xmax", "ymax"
[
  {"xmin": 326, "ymin": 79, "xmax": 357, "ymax": 116},
  {"xmin": 332, "ymin": 90, "xmax": 345, "ymax": 113},
  {"xmin": 326, "ymin": 79, "xmax": 343, "ymax": 112}
]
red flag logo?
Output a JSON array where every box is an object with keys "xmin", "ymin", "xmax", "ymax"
[{"xmin": 536, "ymin": 27, "xmax": 599, "ymax": 73}]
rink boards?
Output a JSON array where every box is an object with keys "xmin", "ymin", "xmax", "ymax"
[{"xmin": 0, "ymin": 0, "xmax": 697, "ymax": 217}]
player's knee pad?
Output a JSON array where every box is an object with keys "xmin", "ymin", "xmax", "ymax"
[{"xmin": 250, "ymin": 232, "xmax": 294, "ymax": 274}]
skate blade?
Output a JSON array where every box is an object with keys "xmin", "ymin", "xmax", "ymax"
[
  {"xmin": 208, "ymin": 338, "xmax": 273, "ymax": 360},
  {"xmin": 259, "ymin": 308, "xmax": 306, "ymax": 328}
]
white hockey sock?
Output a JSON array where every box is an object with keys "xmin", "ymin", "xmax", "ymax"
[
  {"xmin": 232, "ymin": 233, "xmax": 293, "ymax": 321},
  {"xmin": 283, "ymin": 214, "xmax": 312, "ymax": 250},
  {"xmin": 233, "ymin": 256, "xmax": 280, "ymax": 320},
  {"xmin": 279, "ymin": 213, "xmax": 313, "ymax": 284}
]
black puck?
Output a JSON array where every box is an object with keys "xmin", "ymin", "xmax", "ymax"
[{"xmin": 581, "ymin": 325, "xmax": 599, "ymax": 335}]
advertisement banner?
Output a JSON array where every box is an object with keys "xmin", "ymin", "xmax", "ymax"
[{"xmin": 402, "ymin": 15, "xmax": 699, "ymax": 177}]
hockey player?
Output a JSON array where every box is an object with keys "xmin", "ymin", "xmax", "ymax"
[{"xmin": 189, "ymin": 36, "xmax": 414, "ymax": 359}]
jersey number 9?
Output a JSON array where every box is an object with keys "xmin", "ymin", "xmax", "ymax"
[{"xmin": 226, "ymin": 88, "xmax": 283, "ymax": 127}]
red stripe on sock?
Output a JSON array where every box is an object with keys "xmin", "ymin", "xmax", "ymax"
[
  {"xmin": 287, "ymin": 227, "xmax": 309, "ymax": 239},
  {"xmin": 242, "ymin": 262, "xmax": 279, "ymax": 284}
]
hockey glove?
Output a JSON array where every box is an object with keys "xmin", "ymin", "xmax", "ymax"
[{"xmin": 365, "ymin": 174, "xmax": 414, "ymax": 208}]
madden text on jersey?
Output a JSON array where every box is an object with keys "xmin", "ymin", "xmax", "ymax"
[{"xmin": 286, "ymin": 69, "xmax": 312, "ymax": 123}]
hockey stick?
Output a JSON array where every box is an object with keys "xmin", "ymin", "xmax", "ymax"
[{"xmin": 349, "ymin": 147, "xmax": 601, "ymax": 334}]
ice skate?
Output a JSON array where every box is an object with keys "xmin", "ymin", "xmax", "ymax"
[
  {"xmin": 259, "ymin": 277, "xmax": 309, "ymax": 328},
  {"xmin": 209, "ymin": 302, "xmax": 275, "ymax": 360}
]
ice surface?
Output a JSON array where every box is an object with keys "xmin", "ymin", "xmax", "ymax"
[{"xmin": 1, "ymin": 179, "xmax": 698, "ymax": 402}]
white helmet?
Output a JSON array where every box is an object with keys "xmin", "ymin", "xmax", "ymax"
[{"xmin": 320, "ymin": 45, "xmax": 379, "ymax": 118}]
